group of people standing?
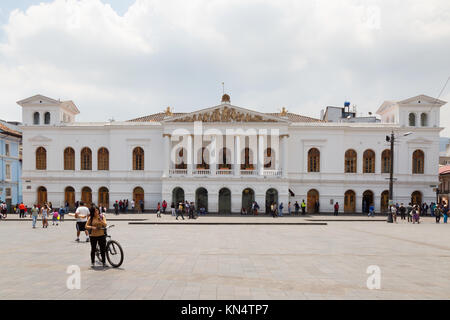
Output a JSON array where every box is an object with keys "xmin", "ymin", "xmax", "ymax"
[
  {"xmin": 388, "ymin": 202, "xmax": 449, "ymax": 224},
  {"xmin": 29, "ymin": 202, "xmax": 65, "ymax": 228},
  {"xmin": 169, "ymin": 201, "xmax": 205, "ymax": 220}
]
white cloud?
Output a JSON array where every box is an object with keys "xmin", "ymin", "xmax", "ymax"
[{"xmin": 0, "ymin": 0, "xmax": 449, "ymax": 135}]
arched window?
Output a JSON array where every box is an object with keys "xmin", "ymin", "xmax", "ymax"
[
  {"xmin": 36, "ymin": 147, "xmax": 47, "ymax": 170},
  {"xmin": 345, "ymin": 149, "xmax": 357, "ymax": 173},
  {"xmin": 80, "ymin": 147, "xmax": 92, "ymax": 170},
  {"xmin": 308, "ymin": 148, "xmax": 320, "ymax": 172},
  {"xmin": 64, "ymin": 147, "xmax": 75, "ymax": 170},
  {"xmin": 33, "ymin": 112, "xmax": 40, "ymax": 125},
  {"xmin": 420, "ymin": 113, "xmax": 428, "ymax": 127},
  {"xmin": 363, "ymin": 149, "xmax": 375, "ymax": 173},
  {"xmin": 175, "ymin": 148, "xmax": 187, "ymax": 170},
  {"xmin": 133, "ymin": 147, "xmax": 144, "ymax": 170},
  {"xmin": 197, "ymin": 147, "xmax": 210, "ymax": 169},
  {"xmin": 65, "ymin": 186, "xmax": 75, "ymax": 208},
  {"xmin": 412, "ymin": 150, "xmax": 424, "ymax": 174},
  {"xmin": 264, "ymin": 148, "xmax": 275, "ymax": 169},
  {"xmin": 409, "ymin": 113, "xmax": 416, "ymax": 126},
  {"xmin": 97, "ymin": 148, "xmax": 109, "ymax": 170},
  {"xmin": 44, "ymin": 112, "xmax": 51, "ymax": 124},
  {"xmin": 381, "ymin": 149, "xmax": 391, "ymax": 173},
  {"xmin": 241, "ymin": 147, "xmax": 254, "ymax": 170}
]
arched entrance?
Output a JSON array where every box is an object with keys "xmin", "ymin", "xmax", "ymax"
[
  {"xmin": 242, "ymin": 188, "xmax": 255, "ymax": 213},
  {"xmin": 380, "ymin": 190, "xmax": 389, "ymax": 213},
  {"xmin": 37, "ymin": 186, "xmax": 47, "ymax": 206},
  {"xmin": 64, "ymin": 186, "xmax": 75, "ymax": 208},
  {"xmin": 411, "ymin": 191, "xmax": 422, "ymax": 206},
  {"xmin": 307, "ymin": 189, "xmax": 319, "ymax": 213},
  {"xmin": 344, "ymin": 190, "xmax": 356, "ymax": 213},
  {"xmin": 195, "ymin": 188, "xmax": 208, "ymax": 211},
  {"xmin": 98, "ymin": 187, "xmax": 109, "ymax": 208},
  {"xmin": 362, "ymin": 190, "xmax": 374, "ymax": 213},
  {"xmin": 218, "ymin": 188, "xmax": 231, "ymax": 214},
  {"xmin": 265, "ymin": 188, "xmax": 278, "ymax": 214},
  {"xmin": 133, "ymin": 187, "xmax": 145, "ymax": 205},
  {"xmin": 81, "ymin": 187, "xmax": 92, "ymax": 206},
  {"xmin": 172, "ymin": 187, "xmax": 185, "ymax": 205}
]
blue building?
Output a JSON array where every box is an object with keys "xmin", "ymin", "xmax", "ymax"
[{"xmin": 0, "ymin": 120, "xmax": 22, "ymax": 211}]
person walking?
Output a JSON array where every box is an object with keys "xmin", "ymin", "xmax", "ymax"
[
  {"xmin": 434, "ymin": 205, "xmax": 441, "ymax": 223},
  {"xmin": 176, "ymin": 202, "xmax": 185, "ymax": 220},
  {"xmin": 301, "ymin": 200, "xmax": 306, "ymax": 215},
  {"xmin": 113, "ymin": 201, "xmax": 119, "ymax": 215},
  {"xmin": 156, "ymin": 202, "xmax": 161, "ymax": 218},
  {"xmin": 443, "ymin": 204, "xmax": 448, "ymax": 224},
  {"xmin": 19, "ymin": 202, "xmax": 26, "ymax": 218},
  {"xmin": 407, "ymin": 203, "xmax": 413, "ymax": 223},
  {"xmin": 288, "ymin": 202, "xmax": 291, "ymax": 215},
  {"xmin": 31, "ymin": 205, "xmax": 39, "ymax": 228},
  {"xmin": 85, "ymin": 206, "xmax": 107, "ymax": 268},
  {"xmin": 59, "ymin": 206, "xmax": 66, "ymax": 222},
  {"xmin": 131, "ymin": 199, "xmax": 135, "ymax": 213},
  {"xmin": 162, "ymin": 200, "xmax": 167, "ymax": 214},
  {"xmin": 278, "ymin": 202, "xmax": 283, "ymax": 217},
  {"xmin": 271, "ymin": 202, "xmax": 277, "ymax": 218},
  {"xmin": 52, "ymin": 210, "xmax": 59, "ymax": 226},
  {"xmin": 390, "ymin": 205, "xmax": 397, "ymax": 223},
  {"xmin": 334, "ymin": 202, "xmax": 339, "ymax": 216},
  {"xmin": 71, "ymin": 201, "xmax": 90, "ymax": 242},
  {"xmin": 399, "ymin": 203, "xmax": 406, "ymax": 220},
  {"xmin": 41, "ymin": 204, "xmax": 49, "ymax": 228},
  {"xmin": 171, "ymin": 202, "xmax": 175, "ymax": 216},
  {"xmin": 294, "ymin": 201, "xmax": 300, "ymax": 216},
  {"xmin": 368, "ymin": 204, "xmax": 375, "ymax": 217},
  {"xmin": 140, "ymin": 199, "xmax": 144, "ymax": 213}
]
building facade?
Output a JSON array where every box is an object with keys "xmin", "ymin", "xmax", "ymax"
[
  {"xmin": 18, "ymin": 94, "xmax": 446, "ymax": 213},
  {"xmin": 0, "ymin": 121, "xmax": 22, "ymax": 209}
]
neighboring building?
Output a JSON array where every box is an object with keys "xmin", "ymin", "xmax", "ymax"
[
  {"xmin": 438, "ymin": 165, "xmax": 450, "ymax": 205},
  {"xmin": 439, "ymin": 137, "xmax": 450, "ymax": 165},
  {"xmin": 18, "ymin": 93, "xmax": 446, "ymax": 213},
  {"xmin": 0, "ymin": 120, "xmax": 22, "ymax": 210},
  {"xmin": 321, "ymin": 103, "xmax": 380, "ymax": 123}
]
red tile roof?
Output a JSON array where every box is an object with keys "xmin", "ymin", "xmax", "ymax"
[
  {"xmin": 439, "ymin": 165, "xmax": 450, "ymax": 175},
  {"xmin": 0, "ymin": 122, "xmax": 21, "ymax": 137}
]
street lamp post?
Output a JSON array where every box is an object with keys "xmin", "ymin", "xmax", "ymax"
[
  {"xmin": 387, "ymin": 131, "xmax": 395, "ymax": 223},
  {"xmin": 386, "ymin": 131, "xmax": 412, "ymax": 223}
]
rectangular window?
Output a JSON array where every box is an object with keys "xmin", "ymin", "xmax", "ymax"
[
  {"xmin": 5, "ymin": 188, "xmax": 11, "ymax": 197},
  {"xmin": 5, "ymin": 164, "xmax": 11, "ymax": 180},
  {"xmin": 5, "ymin": 144, "xmax": 10, "ymax": 156}
]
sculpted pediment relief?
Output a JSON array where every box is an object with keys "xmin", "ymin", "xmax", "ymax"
[
  {"xmin": 169, "ymin": 106, "xmax": 282, "ymax": 123},
  {"xmin": 29, "ymin": 135, "xmax": 52, "ymax": 142}
]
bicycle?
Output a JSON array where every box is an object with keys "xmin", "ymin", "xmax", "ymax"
[{"xmin": 95, "ymin": 225, "xmax": 124, "ymax": 268}]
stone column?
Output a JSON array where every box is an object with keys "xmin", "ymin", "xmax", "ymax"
[
  {"xmin": 281, "ymin": 135, "xmax": 288, "ymax": 178},
  {"xmin": 163, "ymin": 134, "xmax": 171, "ymax": 176},
  {"xmin": 187, "ymin": 134, "xmax": 193, "ymax": 176},
  {"xmin": 234, "ymin": 135, "xmax": 241, "ymax": 176},
  {"xmin": 210, "ymin": 135, "xmax": 217, "ymax": 176},
  {"xmin": 258, "ymin": 134, "xmax": 264, "ymax": 176}
]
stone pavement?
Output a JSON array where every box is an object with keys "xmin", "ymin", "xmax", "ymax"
[{"xmin": 0, "ymin": 216, "xmax": 449, "ymax": 300}]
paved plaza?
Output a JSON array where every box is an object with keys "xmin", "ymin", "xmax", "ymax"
[{"xmin": 0, "ymin": 215, "xmax": 449, "ymax": 300}]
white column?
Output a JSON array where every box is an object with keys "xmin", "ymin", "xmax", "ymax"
[
  {"xmin": 210, "ymin": 135, "xmax": 217, "ymax": 176},
  {"xmin": 258, "ymin": 134, "xmax": 264, "ymax": 176},
  {"xmin": 163, "ymin": 134, "xmax": 170, "ymax": 176},
  {"xmin": 282, "ymin": 135, "xmax": 288, "ymax": 178},
  {"xmin": 187, "ymin": 134, "xmax": 193, "ymax": 176},
  {"xmin": 234, "ymin": 135, "xmax": 241, "ymax": 176}
]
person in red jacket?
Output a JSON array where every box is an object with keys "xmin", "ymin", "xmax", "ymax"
[{"xmin": 334, "ymin": 202, "xmax": 339, "ymax": 216}]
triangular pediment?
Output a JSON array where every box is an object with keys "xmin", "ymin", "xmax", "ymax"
[
  {"xmin": 17, "ymin": 94, "xmax": 60, "ymax": 106},
  {"xmin": 398, "ymin": 94, "xmax": 447, "ymax": 106},
  {"xmin": 28, "ymin": 135, "xmax": 52, "ymax": 142},
  {"xmin": 164, "ymin": 104, "xmax": 290, "ymax": 123}
]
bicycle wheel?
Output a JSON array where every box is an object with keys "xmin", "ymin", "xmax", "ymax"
[{"xmin": 106, "ymin": 240, "xmax": 124, "ymax": 268}]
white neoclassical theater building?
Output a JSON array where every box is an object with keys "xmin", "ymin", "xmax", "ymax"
[{"xmin": 18, "ymin": 93, "xmax": 446, "ymax": 213}]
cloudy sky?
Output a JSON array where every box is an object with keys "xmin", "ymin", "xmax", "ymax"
[{"xmin": 0, "ymin": 0, "xmax": 449, "ymax": 135}]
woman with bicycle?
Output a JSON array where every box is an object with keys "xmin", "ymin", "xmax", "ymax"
[{"xmin": 85, "ymin": 206, "xmax": 107, "ymax": 268}]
